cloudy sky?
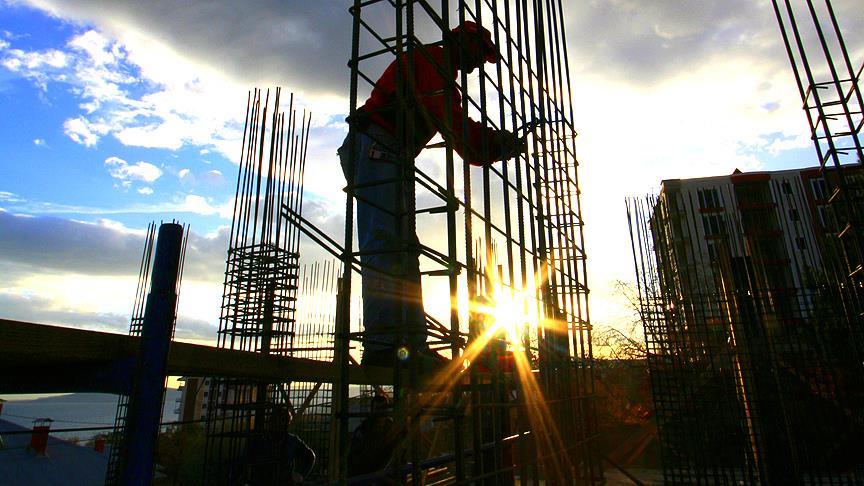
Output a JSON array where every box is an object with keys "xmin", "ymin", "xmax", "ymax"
[{"xmin": 0, "ymin": 0, "xmax": 861, "ymax": 346}]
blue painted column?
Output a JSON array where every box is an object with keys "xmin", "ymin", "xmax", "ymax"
[{"xmin": 120, "ymin": 222, "xmax": 183, "ymax": 485}]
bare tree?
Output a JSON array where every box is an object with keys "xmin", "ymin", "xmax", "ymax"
[{"xmin": 593, "ymin": 280, "xmax": 647, "ymax": 361}]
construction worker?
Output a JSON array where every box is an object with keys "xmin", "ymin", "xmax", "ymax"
[
  {"xmin": 241, "ymin": 406, "xmax": 315, "ymax": 484},
  {"xmin": 339, "ymin": 21, "xmax": 525, "ymax": 369},
  {"xmin": 347, "ymin": 393, "xmax": 399, "ymax": 482}
]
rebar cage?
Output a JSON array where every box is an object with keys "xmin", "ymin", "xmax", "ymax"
[
  {"xmin": 329, "ymin": 0, "xmax": 599, "ymax": 484},
  {"xmin": 626, "ymin": 2, "xmax": 863, "ymax": 483},
  {"xmin": 203, "ymin": 88, "xmax": 313, "ymax": 484},
  {"xmin": 628, "ymin": 174, "xmax": 864, "ymax": 484}
]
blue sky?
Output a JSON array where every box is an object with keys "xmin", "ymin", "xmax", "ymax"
[
  {"xmin": 0, "ymin": 6, "xmax": 240, "ymax": 235},
  {"xmin": 0, "ymin": 0, "xmax": 861, "ymax": 348}
]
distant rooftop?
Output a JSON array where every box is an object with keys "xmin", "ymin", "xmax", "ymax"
[
  {"xmin": 0, "ymin": 418, "xmax": 109, "ymax": 486},
  {"xmin": 661, "ymin": 163, "xmax": 862, "ymax": 191}
]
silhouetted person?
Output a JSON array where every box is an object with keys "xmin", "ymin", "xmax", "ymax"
[
  {"xmin": 242, "ymin": 406, "xmax": 315, "ymax": 485},
  {"xmin": 339, "ymin": 21, "xmax": 525, "ymax": 370},
  {"xmin": 347, "ymin": 393, "xmax": 399, "ymax": 483}
]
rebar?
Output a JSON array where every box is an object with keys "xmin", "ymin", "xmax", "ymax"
[
  {"xmin": 771, "ymin": 0, "xmax": 864, "ymax": 296},
  {"xmin": 203, "ymin": 88, "xmax": 311, "ymax": 484},
  {"xmin": 321, "ymin": 1, "xmax": 599, "ymax": 483},
  {"xmin": 628, "ymin": 171, "xmax": 864, "ymax": 484}
]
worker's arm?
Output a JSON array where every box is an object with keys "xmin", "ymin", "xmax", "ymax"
[
  {"xmin": 413, "ymin": 54, "xmax": 522, "ymax": 165},
  {"xmin": 421, "ymin": 88, "xmax": 523, "ymax": 165},
  {"xmin": 286, "ymin": 433, "xmax": 316, "ymax": 483}
]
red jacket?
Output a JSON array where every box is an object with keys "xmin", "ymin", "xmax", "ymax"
[{"xmin": 361, "ymin": 45, "xmax": 506, "ymax": 165}]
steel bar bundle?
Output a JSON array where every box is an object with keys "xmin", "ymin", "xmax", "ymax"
[
  {"xmin": 203, "ymin": 88, "xmax": 311, "ymax": 484},
  {"xmin": 628, "ymin": 180, "xmax": 864, "ymax": 484}
]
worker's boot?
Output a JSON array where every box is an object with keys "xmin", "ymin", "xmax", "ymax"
[
  {"xmin": 411, "ymin": 347, "xmax": 449, "ymax": 375},
  {"xmin": 360, "ymin": 348, "xmax": 395, "ymax": 368},
  {"xmin": 360, "ymin": 346, "xmax": 448, "ymax": 374}
]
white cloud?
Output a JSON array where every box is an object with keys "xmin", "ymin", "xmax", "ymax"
[
  {"xmin": 0, "ymin": 191, "xmax": 25, "ymax": 203},
  {"xmin": 2, "ymin": 47, "xmax": 68, "ymax": 70},
  {"xmin": 104, "ymin": 156, "xmax": 163, "ymax": 186},
  {"xmin": 63, "ymin": 116, "xmax": 108, "ymax": 147},
  {"xmin": 176, "ymin": 168, "xmax": 196, "ymax": 187},
  {"xmin": 137, "ymin": 186, "xmax": 154, "ymax": 195},
  {"xmin": 177, "ymin": 194, "xmax": 231, "ymax": 218},
  {"xmin": 33, "ymin": 138, "xmax": 46, "ymax": 146},
  {"xmin": 202, "ymin": 169, "xmax": 224, "ymax": 185},
  {"xmin": 1, "ymin": 46, "xmax": 69, "ymax": 90},
  {"xmin": 1, "ymin": 28, "xmax": 247, "ymax": 158},
  {"xmin": 0, "ymin": 192, "xmax": 235, "ymax": 220},
  {"xmin": 67, "ymin": 29, "xmax": 120, "ymax": 66}
]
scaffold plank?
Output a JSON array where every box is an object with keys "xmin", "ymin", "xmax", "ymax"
[{"xmin": 0, "ymin": 319, "xmax": 395, "ymax": 391}]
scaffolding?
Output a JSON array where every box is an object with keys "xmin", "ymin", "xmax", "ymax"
[{"xmin": 628, "ymin": 177, "xmax": 864, "ymax": 484}]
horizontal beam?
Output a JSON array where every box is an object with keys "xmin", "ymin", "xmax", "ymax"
[{"xmin": 0, "ymin": 319, "xmax": 395, "ymax": 393}]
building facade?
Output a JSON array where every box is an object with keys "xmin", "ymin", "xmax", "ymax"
[{"xmin": 176, "ymin": 376, "xmax": 210, "ymax": 423}]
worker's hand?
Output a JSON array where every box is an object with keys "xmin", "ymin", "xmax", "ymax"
[
  {"xmin": 510, "ymin": 134, "xmax": 528, "ymax": 157},
  {"xmin": 493, "ymin": 129, "xmax": 527, "ymax": 160}
]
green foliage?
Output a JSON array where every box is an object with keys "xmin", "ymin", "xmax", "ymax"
[{"xmin": 153, "ymin": 424, "xmax": 206, "ymax": 485}]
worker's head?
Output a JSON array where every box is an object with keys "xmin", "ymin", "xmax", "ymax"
[
  {"xmin": 268, "ymin": 405, "xmax": 294, "ymax": 433},
  {"xmin": 450, "ymin": 21, "xmax": 499, "ymax": 73},
  {"xmin": 370, "ymin": 392, "xmax": 391, "ymax": 413}
]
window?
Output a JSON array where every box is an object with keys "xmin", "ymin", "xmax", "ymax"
[
  {"xmin": 788, "ymin": 208, "xmax": 800, "ymax": 222},
  {"xmin": 702, "ymin": 214, "xmax": 724, "ymax": 236},
  {"xmin": 818, "ymin": 205, "xmax": 836, "ymax": 232},
  {"xmin": 811, "ymin": 177, "xmax": 829, "ymax": 201},
  {"xmin": 698, "ymin": 188, "xmax": 721, "ymax": 209},
  {"xmin": 782, "ymin": 180, "xmax": 793, "ymax": 195},
  {"xmin": 796, "ymin": 237, "xmax": 807, "ymax": 250},
  {"xmin": 707, "ymin": 241, "xmax": 720, "ymax": 262}
]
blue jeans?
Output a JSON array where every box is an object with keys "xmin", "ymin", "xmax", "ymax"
[{"xmin": 338, "ymin": 125, "xmax": 425, "ymax": 352}]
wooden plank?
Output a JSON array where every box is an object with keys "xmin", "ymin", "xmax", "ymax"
[{"xmin": 0, "ymin": 319, "xmax": 396, "ymax": 390}]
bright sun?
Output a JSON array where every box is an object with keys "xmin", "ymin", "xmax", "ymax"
[{"xmin": 471, "ymin": 285, "xmax": 536, "ymax": 352}]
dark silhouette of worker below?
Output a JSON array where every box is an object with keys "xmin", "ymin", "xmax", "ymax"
[
  {"xmin": 240, "ymin": 406, "xmax": 315, "ymax": 484},
  {"xmin": 347, "ymin": 393, "xmax": 399, "ymax": 483},
  {"xmin": 339, "ymin": 21, "xmax": 525, "ymax": 370}
]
